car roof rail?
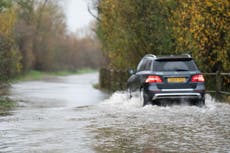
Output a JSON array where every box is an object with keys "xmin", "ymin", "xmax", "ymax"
[
  {"xmin": 182, "ymin": 53, "xmax": 192, "ymax": 58},
  {"xmin": 144, "ymin": 54, "xmax": 157, "ymax": 58}
]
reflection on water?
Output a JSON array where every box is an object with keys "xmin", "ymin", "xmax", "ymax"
[{"xmin": 0, "ymin": 73, "xmax": 230, "ymax": 153}]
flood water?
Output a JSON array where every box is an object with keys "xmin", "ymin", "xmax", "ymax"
[{"xmin": 0, "ymin": 73, "xmax": 230, "ymax": 153}]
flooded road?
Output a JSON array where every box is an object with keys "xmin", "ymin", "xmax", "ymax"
[{"xmin": 1, "ymin": 73, "xmax": 230, "ymax": 153}]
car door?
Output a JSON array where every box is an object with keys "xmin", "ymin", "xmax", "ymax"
[{"xmin": 128, "ymin": 58, "xmax": 150, "ymax": 91}]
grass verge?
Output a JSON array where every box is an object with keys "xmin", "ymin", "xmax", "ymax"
[
  {"xmin": 12, "ymin": 68, "xmax": 97, "ymax": 82},
  {"xmin": 0, "ymin": 97, "xmax": 16, "ymax": 116}
]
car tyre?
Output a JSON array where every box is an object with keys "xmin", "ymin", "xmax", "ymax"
[
  {"xmin": 127, "ymin": 88, "xmax": 132, "ymax": 99},
  {"xmin": 140, "ymin": 88, "xmax": 149, "ymax": 106},
  {"xmin": 196, "ymin": 99, "xmax": 205, "ymax": 107}
]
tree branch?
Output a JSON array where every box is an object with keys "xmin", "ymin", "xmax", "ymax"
[{"xmin": 87, "ymin": 4, "xmax": 101, "ymax": 22}]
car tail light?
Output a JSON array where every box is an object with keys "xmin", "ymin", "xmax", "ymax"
[
  {"xmin": 145, "ymin": 75, "xmax": 163, "ymax": 83},
  {"xmin": 191, "ymin": 74, "xmax": 205, "ymax": 82}
]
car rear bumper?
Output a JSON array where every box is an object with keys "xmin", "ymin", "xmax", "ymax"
[
  {"xmin": 152, "ymin": 92, "xmax": 202, "ymax": 100},
  {"xmin": 147, "ymin": 87, "xmax": 205, "ymax": 101}
]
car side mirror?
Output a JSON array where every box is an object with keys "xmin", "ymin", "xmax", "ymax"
[{"xmin": 128, "ymin": 69, "xmax": 136, "ymax": 75}]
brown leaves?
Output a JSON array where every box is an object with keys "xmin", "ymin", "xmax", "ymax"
[
  {"xmin": 172, "ymin": 0, "xmax": 230, "ymax": 72},
  {"xmin": 0, "ymin": 9, "xmax": 15, "ymax": 37}
]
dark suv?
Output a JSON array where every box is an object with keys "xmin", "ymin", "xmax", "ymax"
[{"xmin": 127, "ymin": 54, "xmax": 205, "ymax": 106}]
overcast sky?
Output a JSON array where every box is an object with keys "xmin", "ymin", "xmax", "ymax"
[{"xmin": 65, "ymin": 0, "xmax": 95, "ymax": 32}]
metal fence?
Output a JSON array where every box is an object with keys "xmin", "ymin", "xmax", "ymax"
[
  {"xmin": 202, "ymin": 72, "xmax": 230, "ymax": 96},
  {"xmin": 99, "ymin": 68, "xmax": 230, "ymax": 96}
]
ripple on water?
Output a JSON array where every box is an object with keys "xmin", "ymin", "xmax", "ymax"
[
  {"xmin": 2, "ymin": 83, "xmax": 230, "ymax": 153},
  {"xmin": 87, "ymin": 92, "xmax": 230, "ymax": 153}
]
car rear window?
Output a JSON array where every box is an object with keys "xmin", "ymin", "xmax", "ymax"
[{"xmin": 152, "ymin": 60, "xmax": 198, "ymax": 71}]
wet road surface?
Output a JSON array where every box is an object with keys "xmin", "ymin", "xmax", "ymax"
[{"xmin": 0, "ymin": 73, "xmax": 230, "ymax": 153}]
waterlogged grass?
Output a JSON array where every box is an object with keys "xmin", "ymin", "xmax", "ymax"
[
  {"xmin": 12, "ymin": 68, "xmax": 97, "ymax": 82},
  {"xmin": 15, "ymin": 70, "xmax": 46, "ymax": 81},
  {"xmin": 76, "ymin": 68, "xmax": 97, "ymax": 74},
  {"xmin": 0, "ymin": 97, "xmax": 16, "ymax": 116}
]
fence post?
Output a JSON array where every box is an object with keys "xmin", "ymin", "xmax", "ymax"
[
  {"xmin": 107, "ymin": 69, "xmax": 111, "ymax": 91},
  {"xmin": 216, "ymin": 71, "xmax": 222, "ymax": 98},
  {"xmin": 99, "ymin": 68, "xmax": 104, "ymax": 88}
]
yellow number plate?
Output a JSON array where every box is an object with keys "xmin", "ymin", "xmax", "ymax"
[{"xmin": 167, "ymin": 77, "xmax": 186, "ymax": 83}]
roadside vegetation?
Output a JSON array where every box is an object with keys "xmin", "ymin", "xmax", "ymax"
[
  {"xmin": 0, "ymin": 97, "xmax": 16, "ymax": 115},
  {"xmin": 95, "ymin": 0, "xmax": 229, "ymax": 73},
  {"xmin": 0, "ymin": 0, "xmax": 104, "ymax": 85},
  {"xmin": 94, "ymin": 0, "xmax": 229, "ymax": 93},
  {"xmin": 12, "ymin": 68, "xmax": 96, "ymax": 82}
]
